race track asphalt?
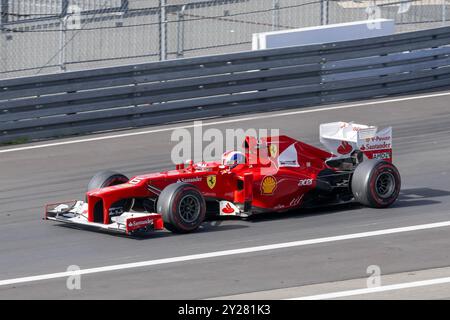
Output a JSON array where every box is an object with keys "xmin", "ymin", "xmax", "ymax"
[{"xmin": 1, "ymin": 90, "xmax": 450, "ymax": 299}]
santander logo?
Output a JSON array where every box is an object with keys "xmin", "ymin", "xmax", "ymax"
[
  {"xmin": 222, "ymin": 203, "xmax": 235, "ymax": 214},
  {"xmin": 337, "ymin": 141, "xmax": 353, "ymax": 155}
]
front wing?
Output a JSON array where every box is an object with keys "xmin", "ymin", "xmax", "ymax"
[{"xmin": 45, "ymin": 200, "xmax": 164, "ymax": 234}]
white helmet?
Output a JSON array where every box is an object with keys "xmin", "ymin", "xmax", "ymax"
[{"xmin": 221, "ymin": 151, "xmax": 246, "ymax": 168}]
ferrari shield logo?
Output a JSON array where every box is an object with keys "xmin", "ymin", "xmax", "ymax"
[
  {"xmin": 269, "ymin": 144, "xmax": 278, "ymax": 157},
  {"xmin": 207, "ymin": 175, "xmax": 217, "ymax": 189}
]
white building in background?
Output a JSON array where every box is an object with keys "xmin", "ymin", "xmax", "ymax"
[{"xmin": 252, "ymin": 19, "xmax": 395, "ymax": 50}]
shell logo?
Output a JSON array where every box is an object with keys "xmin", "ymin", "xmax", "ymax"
[{"xmin": 261, "ymin": 175, "xmax": 277, "ymax": 195}]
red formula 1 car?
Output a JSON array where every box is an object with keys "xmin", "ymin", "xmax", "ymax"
[{"xmin": 45, "ymin": 122, "xmax": 401, "ymax": 235}]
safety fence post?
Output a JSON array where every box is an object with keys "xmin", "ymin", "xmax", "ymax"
[
  {"xmin": 159, "ymin": 0, "xmax": 167, "ymax": 61},
  {"xmin": 321, "ymin": 0, "xmax": 329, "ymax": 25},
  {"xmin": 176, "ymin": 5, "xmax": 186, "ymax": 58},
  {"xmin": 272, "ymin": 0, "xmax": 280, "ymax": 31}
]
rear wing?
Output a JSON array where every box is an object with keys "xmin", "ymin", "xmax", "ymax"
[{"xmin": 320, "ymin": 122, "xmax": 392, "ymax": 162}]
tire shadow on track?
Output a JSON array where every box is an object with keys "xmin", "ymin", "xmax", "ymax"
[
  {"xmin": 244, "ymin": 187, "xmax": 450, "ymax": 223},
  {"xmin": 394, "ymin": 187, "xmax": 450, "ymax": 208},
  {"xmin": 51, "ymin": 188, "xmax": 450, "ymax": 239},
  {"xmin": 54, "ymin": 219, "xmax": 249, "ymax": 240}
]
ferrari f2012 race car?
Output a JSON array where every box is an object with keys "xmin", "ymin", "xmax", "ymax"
[{"xmin": 45, "ymin": 122, "xmax": 400, "ymax": 235}]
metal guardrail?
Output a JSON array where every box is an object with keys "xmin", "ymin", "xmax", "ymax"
[{"xmin": 1, "ymin": 26, "xmax": 450, "ymax": 144}]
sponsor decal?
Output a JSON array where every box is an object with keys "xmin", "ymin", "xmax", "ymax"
[
  {"xmin": 340, "ymin": 122, "xmax": 366, "ymax": 131},
  {"xmin": 298, "ymin": 179, "xmax": 313, "ymax": 186},
  {"xmin": 269, "ymin": 144, "xmax": 278, "ymax": 157},
  {"xmin": 177, "ymin": 177, "xmax": 202, "ymax": 183},
  {"xmin": 129, "ymin": 177, "xmax": 142, "ymax": 185},
  {"xmin": 360, "ymin": 140, "xmax": 392, "ymax": 151},
  {"xmin": 290, "ymin": 195, "xmax": 304, "ymax": 207},
  {"xmin": 261, "ymin": 175, "xmax": 277, "ymax": 195},
  {"xmin": 372, "ymin": 152, "xmax": 391, "ymax": 160},
  {"xmin": 127, "ymin": 218, "xmax": 152, "ymax": 228},
  {"xmin": 358, "ymin": 127, "xmax": 392, "ymax": 152},
  {"xmin": 206, "ymin": 175, "xmax": 217, "ymax": 189},
  {"xmin": 279, "ymin": 160, "xmax": 298, "ymax": 167},
  {"xmin": 278, "ymin": 143, "xmax": 299, "ymax": 167},
  {"xmin": 337, "ymin": 141, "xmax": 353, "ymax": 155},
  {"xmin": 126, "ymin": 215, "xmax": 155, "ymax": 232},
  {"xmin": 109, "ymin": 207, "xmax": 124, "ymax": 216},
  {"xmin": 219, "ymin": 201, "xmax": 240, "ymax": 215},
  {"xmin": 222, "ymin": 203, "xmax": 234, "ymax": 214}
]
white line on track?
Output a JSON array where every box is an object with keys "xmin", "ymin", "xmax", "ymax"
[
  {"xmin": 1, "ymin": 220, "xmax": 450, "ymax": 287},
  {"xmin": 289, "ymin": 276, "xmax": 450, "ymax": 300},
  {"xmin": 1, "ymin": 90, "xmax": 450, "ymax": 154}
]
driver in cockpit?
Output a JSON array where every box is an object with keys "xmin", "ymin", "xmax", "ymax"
[{"xmin": 221, "ymin": 151, "xmax": 246, "ymax": 169}]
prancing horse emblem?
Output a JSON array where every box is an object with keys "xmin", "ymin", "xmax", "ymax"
[{"xmin": 207, "ymin": 175, "xmax": 217, "ymax": 189}]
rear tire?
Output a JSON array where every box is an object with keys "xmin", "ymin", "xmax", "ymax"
[
  {"xmin": 157, "ymin": 183, "xmax": 206, "ymax": 233},
  {"xmin": 351, "ymin": 160, "xmax": 401, "ymax": 208}
]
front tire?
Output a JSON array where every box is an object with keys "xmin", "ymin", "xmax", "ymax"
[
  {"xmin": 87, "ymin": 170, "xmax": 131, "ymax": 215},
  {"xmin": 87, "ymin": 170, "xmax": 129, "ymax": 191},
  {"xmin": 157, "ymin": 183, "xmax": 206, "ymax": 233},
  {"xmin": 351, "ymin": 160, "xmax": 401, "ymax": 208}
]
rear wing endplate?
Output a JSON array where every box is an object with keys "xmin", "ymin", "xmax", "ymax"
[{"xmin": 320, "ymin": 122, "xmax": 392, "ymax": 161}]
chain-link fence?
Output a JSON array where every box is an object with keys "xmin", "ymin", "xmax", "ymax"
[{"xmin": 1, "ymin": 0, "xmax": 449, "ymax": 78}]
